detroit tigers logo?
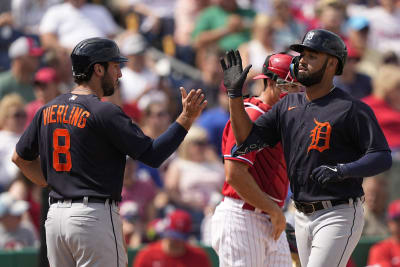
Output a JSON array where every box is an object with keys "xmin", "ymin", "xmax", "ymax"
[
  {"xmin": 307, "ymin": 118, "xmax": 332, "ymax": 153},
  {"xmin": 306, "ymin": 31, "xmax": 315, "ymax": 40}
]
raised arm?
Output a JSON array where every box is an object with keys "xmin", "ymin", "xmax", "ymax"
[{"xmin": 220, "ymin": 50, "xmax": 253, "ymax": 144}]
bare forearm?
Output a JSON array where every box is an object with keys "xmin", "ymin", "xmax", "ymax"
[
  {"xmin": 41, "ymin": 33, "xmax": 62, "ymax": 51},
  {"xmin": 12, "ymin": 151, "xmax": 47, "ymax": 187},
  {"xmin": 229, "ymin": 97, "xmax": 253, "ymax": 144},
  {"xmin": 193, "ymin": 28, "xmax": 230, "ymax": 49},
  {"xmin": 225, "ymin": 161, "xmax": 281, "ymax": 215}
]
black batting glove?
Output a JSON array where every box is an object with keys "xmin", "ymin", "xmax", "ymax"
[
  {"xmin": 220, "ymin": 50, "xmax": 252, "ymax": 99},
  {"xmin": 310, "ymin": 165, "xmax": 346, "ymax": 186}
]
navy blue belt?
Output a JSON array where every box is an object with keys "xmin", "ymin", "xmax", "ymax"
[{"xmin": 49, "ymin": 196, "xmax": 115, "ymax": 205}]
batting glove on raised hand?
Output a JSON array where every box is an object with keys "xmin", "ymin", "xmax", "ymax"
[
  {"xmin": 310, "ymin": 165, "xmax": 346, "ymax": 186},
  {"xmin": 220, "ymin": 50, "xmax": 252, "ymax": 99}
]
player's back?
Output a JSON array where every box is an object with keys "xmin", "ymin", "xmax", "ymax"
[{"xmin": 30, "ymin": 93, "xmax": 151, "ymax": 200}]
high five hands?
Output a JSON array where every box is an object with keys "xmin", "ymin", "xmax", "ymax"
[{"xmin": 220, "ymin": 50, "xmax": 252, "ymax": 99}]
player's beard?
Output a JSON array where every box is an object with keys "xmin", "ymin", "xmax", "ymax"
[
  {"xmin": 101, "ymin": 73, "xmax": 115, "ymax": 97},
  {"xmin": 297, "ymin": 58, "xmax": 328, "ymax": 87}
]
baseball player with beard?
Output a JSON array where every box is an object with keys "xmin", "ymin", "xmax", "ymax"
[
  {"xmin": 11, "ymin": 37, "xmax": 207, "ymax": 267},
  {"xmin": 221, "ymin": 29, "xmax": 392, "ymax": 267},
  {"xmin": 211, "ymin": 53, "xmax": 302, "ymax": 267}
]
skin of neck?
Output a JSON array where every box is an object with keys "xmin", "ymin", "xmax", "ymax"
[
  {"xmin": 72, "ymin": 78, "xmax": 103, "ymax": 98},
  {"xmin": 305, "ymin": 78, "xmax": 335, "ymax": 101}
]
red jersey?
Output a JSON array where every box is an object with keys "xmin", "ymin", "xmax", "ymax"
[
  {"xmin": 368, "ymin": 238, "xmax": 400, "ymax": 267},
  {"xmin": 221, "ymin": 97, "xmax": 289, "ymax": 208},
  {"xmin": 133, "ymin": 241, "xmax": 211, "ymax": 267}
]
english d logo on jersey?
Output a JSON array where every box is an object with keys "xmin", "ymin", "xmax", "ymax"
[{"xmin": 307, "ymin": 118, "xmax": 331, "ymax": 153}]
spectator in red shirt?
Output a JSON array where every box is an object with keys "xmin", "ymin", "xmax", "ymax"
[
  {"xmin": 362, "ymin": 64, "xmax": 400, "ymax": 151},
  {"xmin": 133, "ymin": 209, "xmax": 211, "ymax": 267},
  {"xmin": 367, "ymin": 199, "xmax": 400, "ymax": 267}
]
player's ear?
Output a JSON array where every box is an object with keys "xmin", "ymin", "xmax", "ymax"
[
  {"xmin": 94, "ymin": 64, "xmax": 104, "ymax": 76},
  {"xmin": 328, "ymin": 56, "xmax": 338, "ymax": 72}
]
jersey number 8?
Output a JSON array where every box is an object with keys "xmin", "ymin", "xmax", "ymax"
[{"xmin": 53, "ymin": 128, "xmax": 72, "ymax": 171}]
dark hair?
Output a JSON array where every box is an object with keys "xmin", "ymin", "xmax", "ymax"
[{"xmin": 74, "ymin": 62, "xmax": 109, "ymax": 85}]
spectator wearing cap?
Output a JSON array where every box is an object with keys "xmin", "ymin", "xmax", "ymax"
[
  {"xmin": 0, "ymin": 192, "xmax": 38, "ymax": 250},
  {"xmin": 0, "ymin": 94, "xmax": 27, "ymax": 190},
  {"xmin": 346, "ymin": 16, "xmax": 383, "ymax": 78},
  {"xmin": 367, "ymin": 199, "xmax": 400, "ymax": 267},
  {"xmin": 333, "ymin": 40, "xmax": 373, "ymax": 99},
  {"xmin": 119, "ymin": 33, "xmax": 167, "ymax": 111},
  {"xmin": 0, "ymin": 36, "xmax": 43, "ymax": 102},
  {"xmin": 133, "ymin": 209, "xmax": 211, "ymax": 267},
  {"xmin": 25, "ymin": 67, "xmax": 61, "ymax": 128}
]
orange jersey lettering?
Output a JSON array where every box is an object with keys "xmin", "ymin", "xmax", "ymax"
[
  {"xmin": 56, "ymin": 105, "xmax": 65, "ymax": 123},
  {"xmin": 62, "ymin": 106, "xmax": 69, "ymax": 124},
  {"xmin": 49, "ymin": 105, "xmax": 57, "ymax": 123},
  {"xmin": 77, "ymin": 111, "xmax": 91, "ymax": 128},
  {"xmin": 43, "ymin": 107, "xmax": 49, "ymax": 125},
  {"xmin": 70, "ymin": 107, "xmax": 83, "ymax": 126},
  {"xmin": 307, "ymin": 118, "xmax": 332, "ymax": 153}
]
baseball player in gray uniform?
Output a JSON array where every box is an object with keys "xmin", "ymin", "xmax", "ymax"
[
  {"xmin": 220, "ymin": 29, "xmax": 392, "ymax": 267},
  {"xmin": 12, "ymin": 38, "xmax": 207, "ymax": 267}
]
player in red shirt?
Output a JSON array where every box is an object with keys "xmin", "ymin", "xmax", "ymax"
[
  {"xmin": 368, "ymin": 199, "xmax": 400, "ymax": 267},
  {"xmin": 133, "ymin": 209, "xmax": 211, "ymax": 267},
  {"xmin": 211, "ymin": 53, "xmax": 302, "ymax": 267}
]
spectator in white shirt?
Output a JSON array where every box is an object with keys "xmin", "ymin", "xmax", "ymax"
[
  {"xmin": 119, "ymin": 33, "xmax": 166, "ymax": 110},
  {"xmin": 39, "ymin": 0, "xmax": 120, "ymax": 51}
]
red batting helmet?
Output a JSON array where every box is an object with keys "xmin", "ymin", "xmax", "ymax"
[{"xmin": 253, "ymin": 53, "xmax": 297, "ymax": 83}]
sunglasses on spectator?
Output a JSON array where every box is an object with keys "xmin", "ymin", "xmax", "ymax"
[{"xmin": 10, "ymin": 111, "xmax": 27, "ymax": 119}]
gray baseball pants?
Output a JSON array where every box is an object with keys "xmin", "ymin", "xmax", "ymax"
[
  {"xmin": 45, "ymin": 198, "xmax": 128, "ymax": 267},
  {"xmin": 294, "ymin": 198, "xmax": 364, "ymax": 267}
]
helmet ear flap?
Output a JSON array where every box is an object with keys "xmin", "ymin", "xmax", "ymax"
[
  {"xmin": 289, "ymin": 56, "xmax": 300, "ymax": 81},
  {"xmin": 264, "ymin": 54, "xmax": 279, "ymax": 82}
]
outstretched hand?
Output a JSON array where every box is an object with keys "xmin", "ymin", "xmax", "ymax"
[
  {"xmin": 176, "ymin": 87, "xmax": 207, "ymax": 130},
  {"xmin": 220, "ymin": 50, "xmax": 252, "ymax": 99}
]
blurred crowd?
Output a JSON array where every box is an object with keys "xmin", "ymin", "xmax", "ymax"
[{"xmin": 0, "ymin": 0, "xmax": 400, "ymax": 266}]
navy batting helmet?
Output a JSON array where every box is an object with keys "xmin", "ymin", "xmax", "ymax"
[
  {"xmin": 71, "ymin": 37, "xmax": 128, "ymax": 79},
  {"xmin": 290, "ymin": 29, "xmax": 347, "ymax": 75}
]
